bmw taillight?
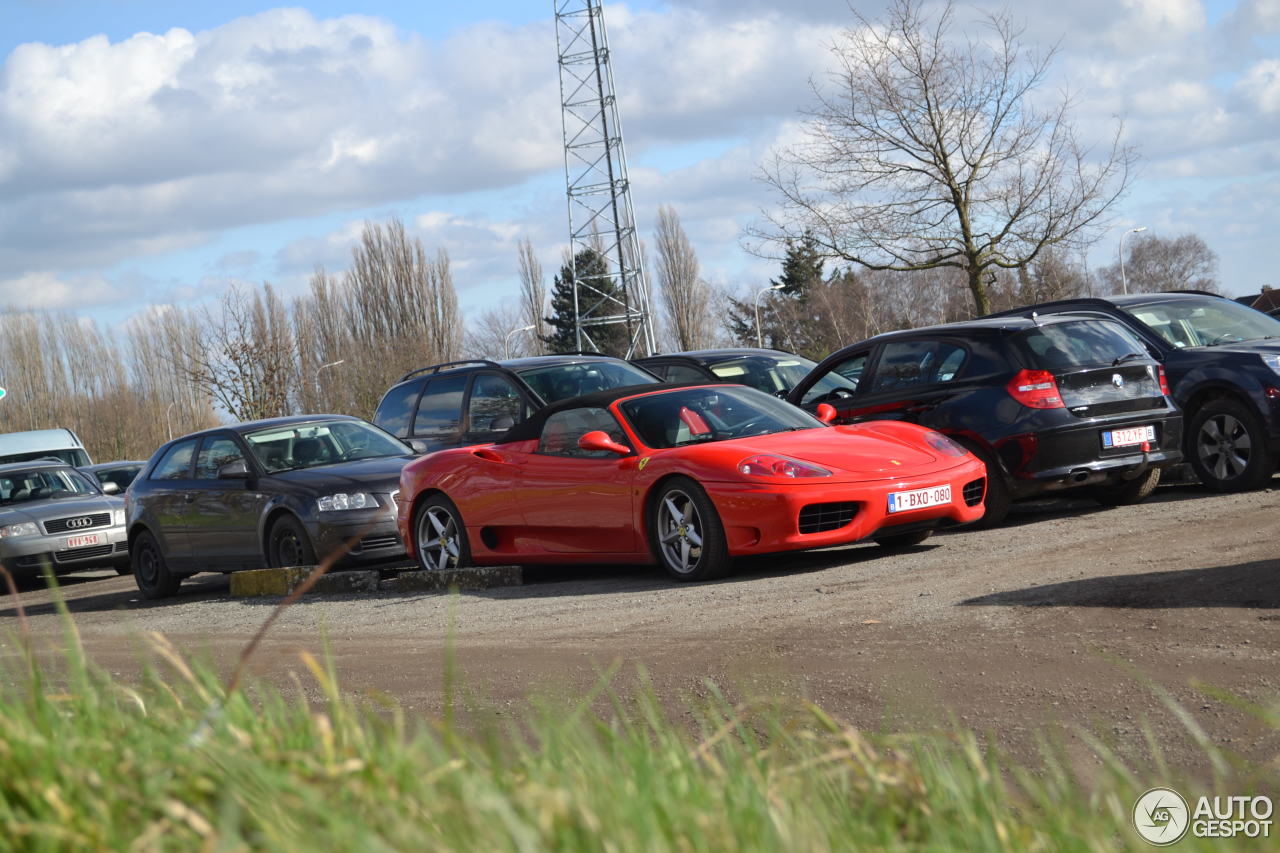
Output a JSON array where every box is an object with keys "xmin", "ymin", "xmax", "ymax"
[
  {"xmin": 1157, "ymin": 365, "xmax": 1171, "ymax": 397},
  {"xmin": 738, "ymin": 454, "xmax": 831, "ymax": 478},
  {"xmin": 1006, "ymin": 369, "xmax": 1064, "ymax": 409}
]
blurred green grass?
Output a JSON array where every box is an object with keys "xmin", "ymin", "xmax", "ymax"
[{"xmin": 0, "ymin": 590, "xmax": 1275, "ymax": 850}]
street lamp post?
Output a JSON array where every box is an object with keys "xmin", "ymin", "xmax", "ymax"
[
  {"xmin": 312, "ymin": 359, "xmax": 346, "ymax": 412},
  {"xmin": 165, "ymin": 401, "xmax": 177, "ymax": 441},
  {"xmin": 504, "ymin": 324, "xmax": 536, "ymax": 359},
  {"xmin": 1119, "ymin": 226, "xmax": 1148, "ymax": 295},
  {"xmin": 753, "ymin": 283, "xmax": 786, "ymax": 348}
]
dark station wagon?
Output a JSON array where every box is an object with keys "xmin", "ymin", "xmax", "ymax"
[{"xmin": 373, "ymin": 355, "xmax": 661, "ymax": 453}]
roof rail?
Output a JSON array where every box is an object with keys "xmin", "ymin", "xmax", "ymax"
[{"xmin": 397, "ymin": 360, "xmax": 501, "ymax": 383}]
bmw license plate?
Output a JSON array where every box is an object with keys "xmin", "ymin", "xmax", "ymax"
[
  {"xmin": 1102, "ymin": 424, "xmax": 1155, "ymax": 448},
  {"xmin": 64, "ymin": 533, "xmax": 101, "ymax": 549},
  {"xmin": 887, "ymin": 485, "xmax": 952, "ymax": 514}
]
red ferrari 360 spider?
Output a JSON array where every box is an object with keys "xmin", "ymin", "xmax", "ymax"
[{"xmin": 397, "ymin": 384, "xmax": 987, "ymax": 580}]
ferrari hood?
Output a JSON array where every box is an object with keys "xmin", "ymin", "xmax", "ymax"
[{"xmin": 726, "ymin": 426, "xmax": 941, "ymax": 476}]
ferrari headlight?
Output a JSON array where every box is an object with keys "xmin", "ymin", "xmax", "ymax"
[
  {"xmin": 316, "ymin": 492, "xmax": 378, "ymax": 512},
  {"xmin": 738, "ymin": 454, "xmax": 831, "ymax": 478},
  {"xmin": 0, "ymin": 522, "xmax": 39, "ymax": 539}
]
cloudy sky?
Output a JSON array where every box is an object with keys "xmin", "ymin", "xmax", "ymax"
[{"xmin": 2, "ymin": 0, "xmax": 1277, "ymax": 326}]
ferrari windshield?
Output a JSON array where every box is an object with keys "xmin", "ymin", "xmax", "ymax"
[
  {"xmin": 620, "ymin": 386, "xmax": 823, "ymax": 449},
  {"xmin": 244, "ymin": 420, "xmax": 411, "ymax": 473},
  {"xmin": 1125, "ymin": 297, "xmax": 1280, "ymax": 348},
  {"xmin": 0, "ymin": 467, "xmax": 101, "ymax": 505}
]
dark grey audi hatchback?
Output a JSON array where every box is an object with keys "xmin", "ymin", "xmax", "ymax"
[{"xmin": 126, "ymin": 415, "xmax": 413, "ymax": 599}]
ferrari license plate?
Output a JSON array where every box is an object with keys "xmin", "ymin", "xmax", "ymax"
[
  {"xmin": 64, "ymin": 533, "xmax": 101, "ymax": 549},
  {"xmin": 1102, "ymin": 424, "xmax": 1155, "ymax": 448},
  {"xmin": 887, "ymin": 484, "xmax": 952, "ymax": 514}
]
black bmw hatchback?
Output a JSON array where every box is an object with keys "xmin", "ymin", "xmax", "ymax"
[
  {"xmin": 787, "ymin": 315, "xmax": 1184, "ymax": 524},
  {"xmin": 126, "ymin": 415, "xmax": 413, "ymax": 599}
]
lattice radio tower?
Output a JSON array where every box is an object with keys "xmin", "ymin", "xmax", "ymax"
[{"xmin": 554, "ymin": 0, "xmax": 656, "ymax": 356}]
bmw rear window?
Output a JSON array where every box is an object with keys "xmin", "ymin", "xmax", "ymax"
[{"xmin": 1012, "ymin": 320, "xmax": 1149, "ymax": 369}]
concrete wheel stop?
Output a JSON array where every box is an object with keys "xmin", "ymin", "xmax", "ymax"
[{"xmin": 229, "ymin": 565, "xmax": 522, "ymax": 598}]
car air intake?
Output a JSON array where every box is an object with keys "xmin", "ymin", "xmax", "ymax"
[
  {"xmin": 54, "ymin": 544, "xmax": 115, "ymax": 563},
  {"xmin": 44, "ymin": 512, "xmax": 111, "ymax": 534},
  {"xmin": 798, "ymin": 502, "xmax": 858, "ymax": 534},
  {"xmin": 355, "ymin": 535, "xmax": 400, "ymax": 553},
  {"xmin": 962, "ymin": 478, "xmax": 986, "ymax": 507}
]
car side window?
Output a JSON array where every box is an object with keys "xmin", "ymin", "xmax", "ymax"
[
  {"xmin": 662, "ymin": 364, "xmax": 710, "ymax": 384},
  {"xmin": 801, "ymin": 353, "xmax": 867, "ymax": 405},
  {"xmin": 151, "ymin": 439, "xmax": 198, "ymax": 481},
  {"xmin": 413, "ymin": 374, "xmax": 468, "ymax": 438},
  {"xmin": 537, "ymin": 407, "xmax": 628, "ymax": 458},
  {"xmin": 870, "ymin": 341, "xmax": 967, "ymax": 392},
  {"xmin": 374, "ymin": 380, "xmax": 422, "ymax": 438},
  {"xmin": 195, "ymin": 436, "xmax": 246, "ymax": 479},
  {"xmin": 466, "ymin": 372, "xmax": 528, "ymax": 441}
]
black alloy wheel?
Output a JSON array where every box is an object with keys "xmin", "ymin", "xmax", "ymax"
[
  {"xmin": 267, "ymin": 516, "xmax": 318, "ymax": 568},
  {"xmin": 132, "ymin": 531, "xmax": 182, "ymax": 599}
]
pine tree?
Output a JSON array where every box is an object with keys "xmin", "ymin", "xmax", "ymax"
[
  {"xmin": 727, "ymin": 234, "xmax": 827, "ymax": 355},
  {"xmin": 542, "ymin": 248, "xmax": 631, "ymax": 356}
]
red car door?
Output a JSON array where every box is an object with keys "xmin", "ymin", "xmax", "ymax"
[{"xmin": 513, "ymin": 406, "xmax": 637, "ymax": 554}]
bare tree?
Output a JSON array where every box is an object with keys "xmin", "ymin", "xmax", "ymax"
[
  {"xmin": 754, "ymin": 0, "xmax": 1136, "ymax": 316},
  {"xmin": 1098, "ymin": 232, "xmax": 1220, "ymax": 295},
  {"xmin": 653, "ymin": 206, "xmax": 712, "ymax": 351},
  {"xmin": 517, "ymin": 238, "xmax": 548, "ymax": 355},
  {"xmin": 463, "ymin": 304, "xmax": 530, "ymax": 360},
  {"xmin": 176, "ymin": 285, "xmax": 296, "ymax": 422}
]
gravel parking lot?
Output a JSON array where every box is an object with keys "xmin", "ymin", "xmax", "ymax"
[{"xmin": 4, "ymin": 482, "xmax": 1277, "ymax": 775}]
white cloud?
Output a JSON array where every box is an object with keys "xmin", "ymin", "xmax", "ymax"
[{"xmin": 1, "ymin": 1, "xmax": 1278, "ymax": 310}]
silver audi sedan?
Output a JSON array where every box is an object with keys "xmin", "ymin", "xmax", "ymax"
[{"xmin": 0, "ymin": 460, "xmax": 129, "ymax": 578}]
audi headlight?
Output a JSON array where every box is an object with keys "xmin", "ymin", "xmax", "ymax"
[
  {"xmin": 316, "ymin": 492, "xmax": 378, "ymax": 512},
  {"xmin": 1261, "ymin": 354, "xmax": 1280, "ymax": 377},
  {"xmin": 0, "ymin": 522, "xmax": 39, "ymax": 539},
  {"xmin": 112, "ymin": 509, "xmax": 126, "ymax": 526}
]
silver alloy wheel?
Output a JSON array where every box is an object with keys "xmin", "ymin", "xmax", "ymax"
[
  {"xmin": 1198, "ymin": 412, "xmax": 1251, "ymax": 481},
  {"xmin": 656, "ymin": 489, "xmax": 704, "ymax": 575},
  {"xmin": 418, "ymin": 505, "xmax": 461, "ymax": 571}
]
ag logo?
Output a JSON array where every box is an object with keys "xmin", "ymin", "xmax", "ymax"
[{"xmin": 1134, "ymin": 787, "xmax": 1190, "ymax": 845}]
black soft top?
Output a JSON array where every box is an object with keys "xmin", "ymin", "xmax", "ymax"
[{"xmin": 501, "ymin": 382, "xmax": 717, "ymax": 444}]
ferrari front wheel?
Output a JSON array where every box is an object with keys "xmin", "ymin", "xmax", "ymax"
[
  {"xmin": 649, "ymin": 477, "xmax": 730, "ymax": 581},
  {"xmin": 414, "ymin": 494, "xmax": 471, "ymax": 571}
]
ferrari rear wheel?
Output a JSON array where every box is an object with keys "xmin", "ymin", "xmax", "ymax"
[
  {"xmin": 649, "ymin": 477, "xmax": 730, "ymax": 581},
  {"xmin": 415, "ymin": 494, "xmax": 471, "ymax": 571}
]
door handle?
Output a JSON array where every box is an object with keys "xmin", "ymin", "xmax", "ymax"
[{"xmin": 904, "ymin": 404, "xmax": 936, "ymax": 415}]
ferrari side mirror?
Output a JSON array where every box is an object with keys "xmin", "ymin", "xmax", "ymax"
[
  {"xmin": 816, "ymin": 403, "xmax": 838, "ymax": 424},
  {"xmin": 578, "ymin": 430, "xmax": 631, "ymax": 456}
]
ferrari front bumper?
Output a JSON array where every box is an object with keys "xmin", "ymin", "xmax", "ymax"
[{"xmin": 703, "ymin": 457, "xmax": 988, "ymax": 556}]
